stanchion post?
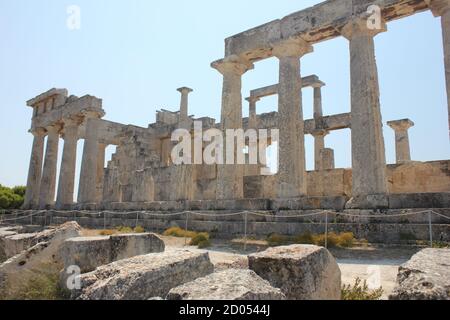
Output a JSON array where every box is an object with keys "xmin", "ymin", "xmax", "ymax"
[
  {"xmin": 185, "ymin": 212, "xmax": 189, "ymax": 246},
  {"xmin": 244, "ymin": 212, "xmax": 248, "ymax": 252},
  {"xmin": 104, "ymin": 212, "xmax": 107, "ymax": 230},
  {"xmin": 135, "ymin": 212, "xmax": 139, "ymax": 229},
  {"xmin": 428, "ymin": 211, "xmax": 433, "ymax": 248},
  {"xmin": 325, "ymin": 212, "xmax": 328, "ymax": 249}
]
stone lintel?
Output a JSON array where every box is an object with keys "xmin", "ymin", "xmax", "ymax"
[
  {"xmin": 340, "ymin": 16, "xmax": 387, "ymax": 40},
  {"xmin": 248, "ymin": 75, "xmax": 325, "ymax": 100},
  {"xmin": 387, "ymin": 119, "xmax": 415, "ymax": 131},
  {"xmin": 224, "ymin": 0, "xmax": 429, "ymax": 62},
  {"xmin": 426, "ymin": 0, "xmax": 450, "ymax": 16},
  {"xmin": 27, "ymin": 88, "xmax": 68, "ymax": 107},
  {"xmin": 30, "ymin": 95, "xmax": 104, "ymax": 132}
]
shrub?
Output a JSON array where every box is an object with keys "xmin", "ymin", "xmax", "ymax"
[
  {"xmin": 189, "ymin": 232, "xmax": 210, "ymax": 246},
  {"xmin": 163, "ymin": 226, "xmax": 197, "ymax": 238},
  {"xmin": 197, "ymin": 239, "xmax": 212, "ymax": 249},
  {"xmin": 337, "ymin": 232, "xmax": 355, "ymax": 247},
  {"xmin": 294, "ymin": 231, "xmax": 314, "ymax": 245},
  {"xmin": 99, "ymin": 229, "xmax": 116, "ymax": 236},
  {"xmin": 134, "ymin": 226, "xmax": 145, "ymax": 233},
  {"xmin": 116, "ymin": 226, "xmax": 134, "ymax": 233},
  {"xmin": 267, "ymin": 233, "xmax": 293, "ymax": 246},
  {"xmin": 341, "ymin": 278, "xmax": 384, "ymax": 300}
]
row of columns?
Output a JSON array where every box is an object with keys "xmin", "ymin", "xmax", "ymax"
[
  {"xmin": 23, "ymin": 112, "xmax": 105, "ymax": 209},
  {"xmin": 213, "ymin": 16, "xmax": 391, "ymax": 200}
]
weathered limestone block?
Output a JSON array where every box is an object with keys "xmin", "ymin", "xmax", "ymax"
[
  {"xmin": 109, "ymin": 233, "xmax": 165, "ymax": 261},
  {"xmin": 3, "ymin": 222, "xmax": 81, "ymax": 259},
  {"xmin": 0, "ymin": 222, "xmax": 81, "ymax": 296},
  {"xmin": 389, "ymin": 249, "xmax": 450, "ymax": 300},
  {"xmin": 60, "ymin": 233, "xmax": 165, "ymax": 275},
  {"xmin": 248, "ymin": 245, "xmax": 341, "ymax": 300},
  {"xmin": 0, "ymin": 229, "xmax": 19, "ymax": 263},
  {"xmin": 167, "ymin": 269, "xmax": 286, "ymax": 300},
  {"xmin": 73, "ymin": 249, "xmax": 214, "ymax": 300}
]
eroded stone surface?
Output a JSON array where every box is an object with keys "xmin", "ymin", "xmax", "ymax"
[
  {"xmin": 389, "ymin": 248, "xmax": 450, "ymax": 300},
  {"xmin": 167, "ymin": 269, "xmax": 286, "ymax": 300},
  {"xmin": 72, "ymin": 249, "xmax": 214, "ymax": 300},
  {"xmin": 248, "ymin": 245, "xmax": 341, "ymax": 300}
]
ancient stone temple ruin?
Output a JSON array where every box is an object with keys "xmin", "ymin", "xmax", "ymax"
[{"xmin": 23, "ymin": 0, "xmax": 449, "ymax": 213}]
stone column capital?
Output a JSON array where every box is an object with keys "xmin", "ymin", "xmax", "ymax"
[
  {"xmin": 387, "ymin": 119, "xmax": 415, "ymax": 132},
  {"xmin": 272, "ymin": 38, "xmax": 313, "ymax": 58},
  {"xmin": 311, "ymin": 129, "xmax": 329, "ymax": 138},
  {"xmin": 177, "ymin": 87, "xmax": 193, "ymax": 94},
  {"xmin": 45, "ymin": 124, "xmax": 62, "ymax": 134},
  {"xmin": 211, "ymin": 55, "xmax": 254, "ymax": 76},
  {"xmin": 340, "ymin": 16, "xmax": 387, "ymax": 40},
  {"xmin": 426, "ymin": 0, "xmax": 450, "ymax": 17},
  {"xmin": 245, "ymin": 96, "xmax": 260, "ymax": 103},
  {"xmin": 30, "ymin": 127, "xmax": 46, "ymax": 137}
]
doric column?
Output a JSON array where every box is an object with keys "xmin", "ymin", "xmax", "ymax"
[
  {"xmin": 387, "ymin": 119, "xmax": 414, "ymax": 164},
  {"xmin": 245, "ymin": 96, "xmax": 259, "ymax": 129},
  {"xmin": 313, "ymin": 83, "xmax": 325, "ymax": 127},
  {"xmin": 96, "ymin": 143, "xmax": 107, "ymax": 202},
  {"xmin": 321, "ymin": 148, "xmax": 335, "ymax": 170},
  {"xmin": 212, "ymin": 55, "xmax": 254, "ymax": 200},
  {"xmin": 39, "ymin": 124, "xmax": 61, "ymax": 209},
  {"xmin": 56, "ymin": 118, "xmax": 81, "ymax": 209},
  {"xmin": 78, "ymin": 112, "xmax": 101, "ymax": 204},
  {"xmin": 177, "ymin": 87, "xmax": 193, "ymax": 124},
  {"xmin": 341, "ymin": 18, "xmax": 388, "ymax": 197},
  {"xmin": 23, "ymin": 128, "xmax": 46, "ymax": 209},
  {"xmin": 273, "ymin": 39, "xmax": 313, "ymax": 198},
  {"xmin": 428, "ymin": 0, "xmax": 450, "ymax": 139},
  {"xmin": 311, "ymin": 129, "xmax": 329, "ymax": 171}
]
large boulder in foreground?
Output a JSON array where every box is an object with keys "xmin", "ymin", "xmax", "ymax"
[
  {"xmin": 73, "ymin": 249, "xmax": 214, "ymax": 300},
  {"xmin": 59, "ymin": 233, "xmax": 165, "ymax": 274},
  {"xmin": 248, "ymin": 245, "xmax": 341, "ymax": 300},
  {"xmin": 167, "ymin": 269, "xmax": 286, "ymax": 300},
  {"xmin": 389, "ymin": 248, "xmax": 450, "ymax": 300},
  {"xmin": 0, "ymin": 222, "xmax": 81, "ymax": 298}
]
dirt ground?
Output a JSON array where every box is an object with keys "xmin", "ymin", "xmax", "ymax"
[{"xmin": 160, "ymin": 235, "xmax": 421, "ymax": 300}]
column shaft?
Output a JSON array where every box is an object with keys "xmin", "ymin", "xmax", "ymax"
[
  {"xmin": 56, "ymin": 122, "xmax": 79, "ymax": 208},
  {"xmin": 442, "ymin": 10, "xmax": 450, "ymax": 139},
  {"xmin": 212, "ymin": 56, "xmax": 253, "ymax": 200},
  {"xmin": 343, "ymin": 21, "xmax": 387, "ymax": 197},
  {"xmin": 39, "ymin": 126, "xmax": 60, "ymax": 209},
  {"xmin": 274, "ymin": 40, "xmax": 311, "ymax": 198},
  {"xmin": 96, "ymin": 143, "xmax": 107, "ymax": 202},
  {"xmin": 78, "ymin": 118, "xmax": 99, "ymax": 204},
  {"xmin": 23, "ymin": 129, "xmax": 45, "ymax": 209},
  {"xmin": 314, "ymin": 134, "xmax": 326, "ymax": 171}
]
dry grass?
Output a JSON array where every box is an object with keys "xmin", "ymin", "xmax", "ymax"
[
  {"xmin": 267, "ymin": 231, "xmax": 355, "ymax": 248},
  {"xmin": 163, "ymin": 227, "xmax": 211, "ymax": 248}
]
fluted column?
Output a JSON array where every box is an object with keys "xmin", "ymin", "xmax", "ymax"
[
  {"xmin": 246, "ymin": 96, "xmax": 259, "ymax": 130},
  {"xmin": 23, "ymin": 128, "xmax": 46, "ymax": 209},
  {"xmin": 387, "ymin": 119, "xmax": 414, "ymax": 164},
  {"xmin": 428, "ymin": 0, "xmax": 450, "ymax": 139},
  {"xmin": 39, "ymin": 125, "xmax": 61, "ymax": 209},
  {"xmin": 56, "ymin": 118, "xmax": 80, "ymax": 209},
  {"xmin": 312, "ymin": 129, "xmax": 329, "ymax": 171},
  {"xmin": 78, "ymin": 112, "xmax": 101, "ymax": 205},
  {"xmin": 96, "ymin": 143, "xmax": 107, "ymax": 202},
  {"xmin": 212, "ymin": 55, "xmax": 254, "ymax": 200},
  {"xmin": 341, "ymin": 18, "xmax": 388, "ymax": 197},
  {"xmin": 273, "ymin": 39, "xmax": 312, "ymax": 198},
  {"xmin": 177, "ymin": 87, "xmax": 193, "ymax": 127}
]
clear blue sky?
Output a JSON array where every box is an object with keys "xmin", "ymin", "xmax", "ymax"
[{"xmin": 1, "ymin": 0, "xmax": 449, "ymax": 190}]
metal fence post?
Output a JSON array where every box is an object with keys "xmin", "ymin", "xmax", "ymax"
[
  {"xmin": 103, "ymin": 212, "xmax": 107, "ymax": 230},
  {"xmin": 325, "ymin": 212, "xmax": 328, "ymax": 249},
  {"xmin": 185, "ymin": 212, "xmax": 189, "ymax": 246},
  {"xmin": 244, "ymin": 212, "xmax": 248, "ymax": 252},
  {"xmin": 135, "ymin": 212, "xmax": 139, "ymax": 229},
  {"xmin": 428, "ymin": 211, "xmax": 433, "ymax": 248}
]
